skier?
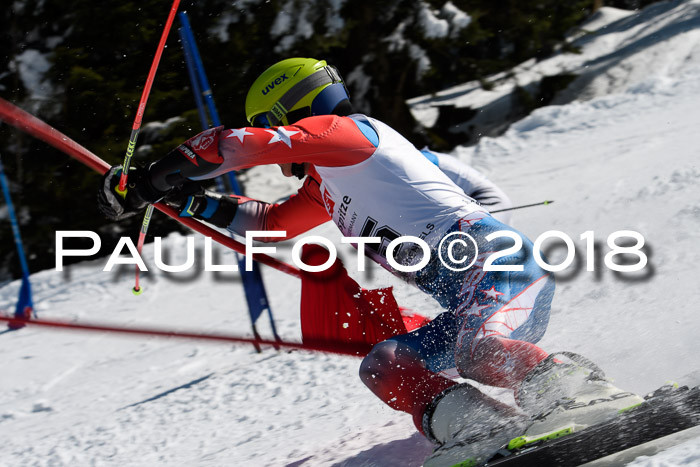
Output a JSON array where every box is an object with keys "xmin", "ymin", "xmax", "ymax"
[
  {"xmin": 418, "ymin": 148, "xmax": 513, "ymax": 225},
  {"xmin": 97, "ymin": 58, "xmax": 643, "ymax": 466}
]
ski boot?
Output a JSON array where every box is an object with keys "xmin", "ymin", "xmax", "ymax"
[
  {"xmin": 422, "ymin": 383, "xmax": 528, "ymax": 467},
  {"xmin": 512, "ymin": 352, "xmax": 645, "ymax": 449}
]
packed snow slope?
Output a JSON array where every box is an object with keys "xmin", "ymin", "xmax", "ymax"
[
  {"xmin": 2, "ymin": 1, "xmax": 700, "ymax": 466},
  {"xmin": 409, "ymin": 0, "xmax": 700, "ymax": 143}
]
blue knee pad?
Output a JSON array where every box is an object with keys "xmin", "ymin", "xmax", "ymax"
[{"xmin": 394, "ymin": 216, "xmax": 555, "ymax": 374}]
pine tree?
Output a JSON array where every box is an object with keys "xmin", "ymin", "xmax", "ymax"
[{"xmin": 0, "ymin": 0, "xmax": 648, "ymax": 279}]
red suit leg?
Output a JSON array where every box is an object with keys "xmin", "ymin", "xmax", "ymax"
[
  {"xmin": 360, "ymin": 340, "xmax": 456, "ymax": 434},
  {"xmin": 459, "ymin": 336, "xmax": 548, "ymax": 390}
]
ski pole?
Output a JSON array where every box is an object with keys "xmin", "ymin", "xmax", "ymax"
[
  {"xmin": 117, "ymin": 0, "xmax": 180, "ymax": 294},
  {"xmin": 132, "ymin": 205, "xmax": 154, "ymax": 295},
  {"xmin": 116, "ymin": 0, "xmax": 180, "ymax": 196},
  {"xmin": 490, "ymin": 200, "xmax": 554, "ymax": 214}
]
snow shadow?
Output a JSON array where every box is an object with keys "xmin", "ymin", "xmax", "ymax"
[
  {"xmin": 329, "ymin": 432, "xmax": 433, "ymax": 467},
  {"xmin": 107, "ymin": 246, "xmax": 245, "ymax": 284}
]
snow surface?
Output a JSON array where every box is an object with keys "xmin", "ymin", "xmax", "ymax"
[
  {"xmin": 408, "ymin": 1, "xmax": 700, "ymax": 142},
  {"xmin": 3, "ymin": 1, "xmax": 700, "ymax": 466}
]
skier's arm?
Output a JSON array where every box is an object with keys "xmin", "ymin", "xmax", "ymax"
[
  {"xmin": 228, "ymin": 176, "xmax": 331, "ymax": 241},
  {"xmin": 149, "ymin": 170, "xmax": 330, "ymax": 241},
  {"xmin": 147, "ymin": 115, "xmax": 376, "ymax": 191},
  {"xmin": 421, "ymin": 150, "xmax": 513, "ymax": 224},
  {"xmin": 98, "ymin": 116, "xmax": 372, "ymax": 228}
]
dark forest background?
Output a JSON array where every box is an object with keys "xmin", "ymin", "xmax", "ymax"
[{"xmin": 0, "ymin": 0, "xmax": 658, "ymax": 281}]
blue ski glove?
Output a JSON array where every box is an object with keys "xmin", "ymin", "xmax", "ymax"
[{"xmin": 163, "ymin": 182, "xmax": 239, "ymax": 229}]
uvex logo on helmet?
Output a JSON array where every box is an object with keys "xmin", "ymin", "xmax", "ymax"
[{"xmin": 261, "ymin": 73, "xmax": 289, "ymax": 96}]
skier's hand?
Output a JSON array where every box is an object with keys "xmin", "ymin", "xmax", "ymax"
[
  {"xmin": 97, "ymin": 165, "xmax": 165, "ymax": 221},
  {"xmin": 162, "ymin": 181, "xmax": 206, "ymax": 211},
  {"xmin": 164, "ymin": 182, "xmax": 239, "ymax": 228}
]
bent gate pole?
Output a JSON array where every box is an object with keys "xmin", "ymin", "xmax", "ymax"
[
  {"xmin": 0, "ymin": 97, "xmax": 301, "ymax": 279},
  {"xmin": 0, "ymin": 315, "xmax": 371, "ymax": 357}
]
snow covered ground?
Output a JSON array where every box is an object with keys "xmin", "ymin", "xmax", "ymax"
[
  {"xmin": 2, "ymin": 1, "xmax": 700, "ymax": 466},
  {"xmin": 409, "ymin": 1, "xmax": 700, "ymax": 143}
]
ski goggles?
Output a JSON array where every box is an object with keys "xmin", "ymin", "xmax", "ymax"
[
  {"xmin": 251, "ymin": 113, "xmax": 273, "ymax": 128},
  {"xmin": 250, "ymin": 66, "xmax": 349, "ymax": 128}
]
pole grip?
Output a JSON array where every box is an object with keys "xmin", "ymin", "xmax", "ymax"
[{"xmin": 117, "ymin": 130, "xmax": 139, "ymax": 194}]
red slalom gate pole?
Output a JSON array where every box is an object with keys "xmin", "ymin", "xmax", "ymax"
[
  {"xmin": 0, "ymin": 99, "xmax": 109, "ymax": 174},
  {"xmin": 116, "ymin": 0, "xmax": 180, "ymax": 194},
  {"xmin": 157, "ymin": 203, "xmax": 302, "ymax": 278},
  {"xmin": 0, "ymin": 315, "xmax": 372, "ymax": 357},
  {"xmin": 0, "ymin": 97, "xmax": 301, "ymax": 279}
]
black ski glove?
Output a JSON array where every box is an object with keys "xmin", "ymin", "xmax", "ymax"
[
  {"xmin": 97, "ymin": 165, "xmax": 167, "ymax": 221},
  {"xmin": 164, "ymin": 181, "xmax": 239, "ymax": 229}
]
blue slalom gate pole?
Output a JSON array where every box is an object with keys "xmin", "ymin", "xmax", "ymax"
[
  {"xmin": 178, "ymin": 26, "xmax": 209, "ymax": 131},
  {"xmin": 0, "ymin": 153, "xmax": 34, "ymax": 329},
  {"xmin": 178, "ymin": 12, "xmax": 239, "ymax": 191},
  {"xmin": 178, "ymin": 12, "xmax": 280, "ymax": 347}
]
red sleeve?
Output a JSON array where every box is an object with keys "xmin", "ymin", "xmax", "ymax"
[
  {"xmin": 264, "ymin": 176, "xmax": 331, "ymax": 238},
  {"xmin": 179, "ymin": 115, "xmax": 376, "ymax": 180},
  {"xmin": 231, "ymin": 176, "xmax": 331, "ymax": 241}
]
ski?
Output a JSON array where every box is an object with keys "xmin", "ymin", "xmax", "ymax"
[{"xmin": 483, "ymin": 385, "xmax": 700, "ymax": 466}]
